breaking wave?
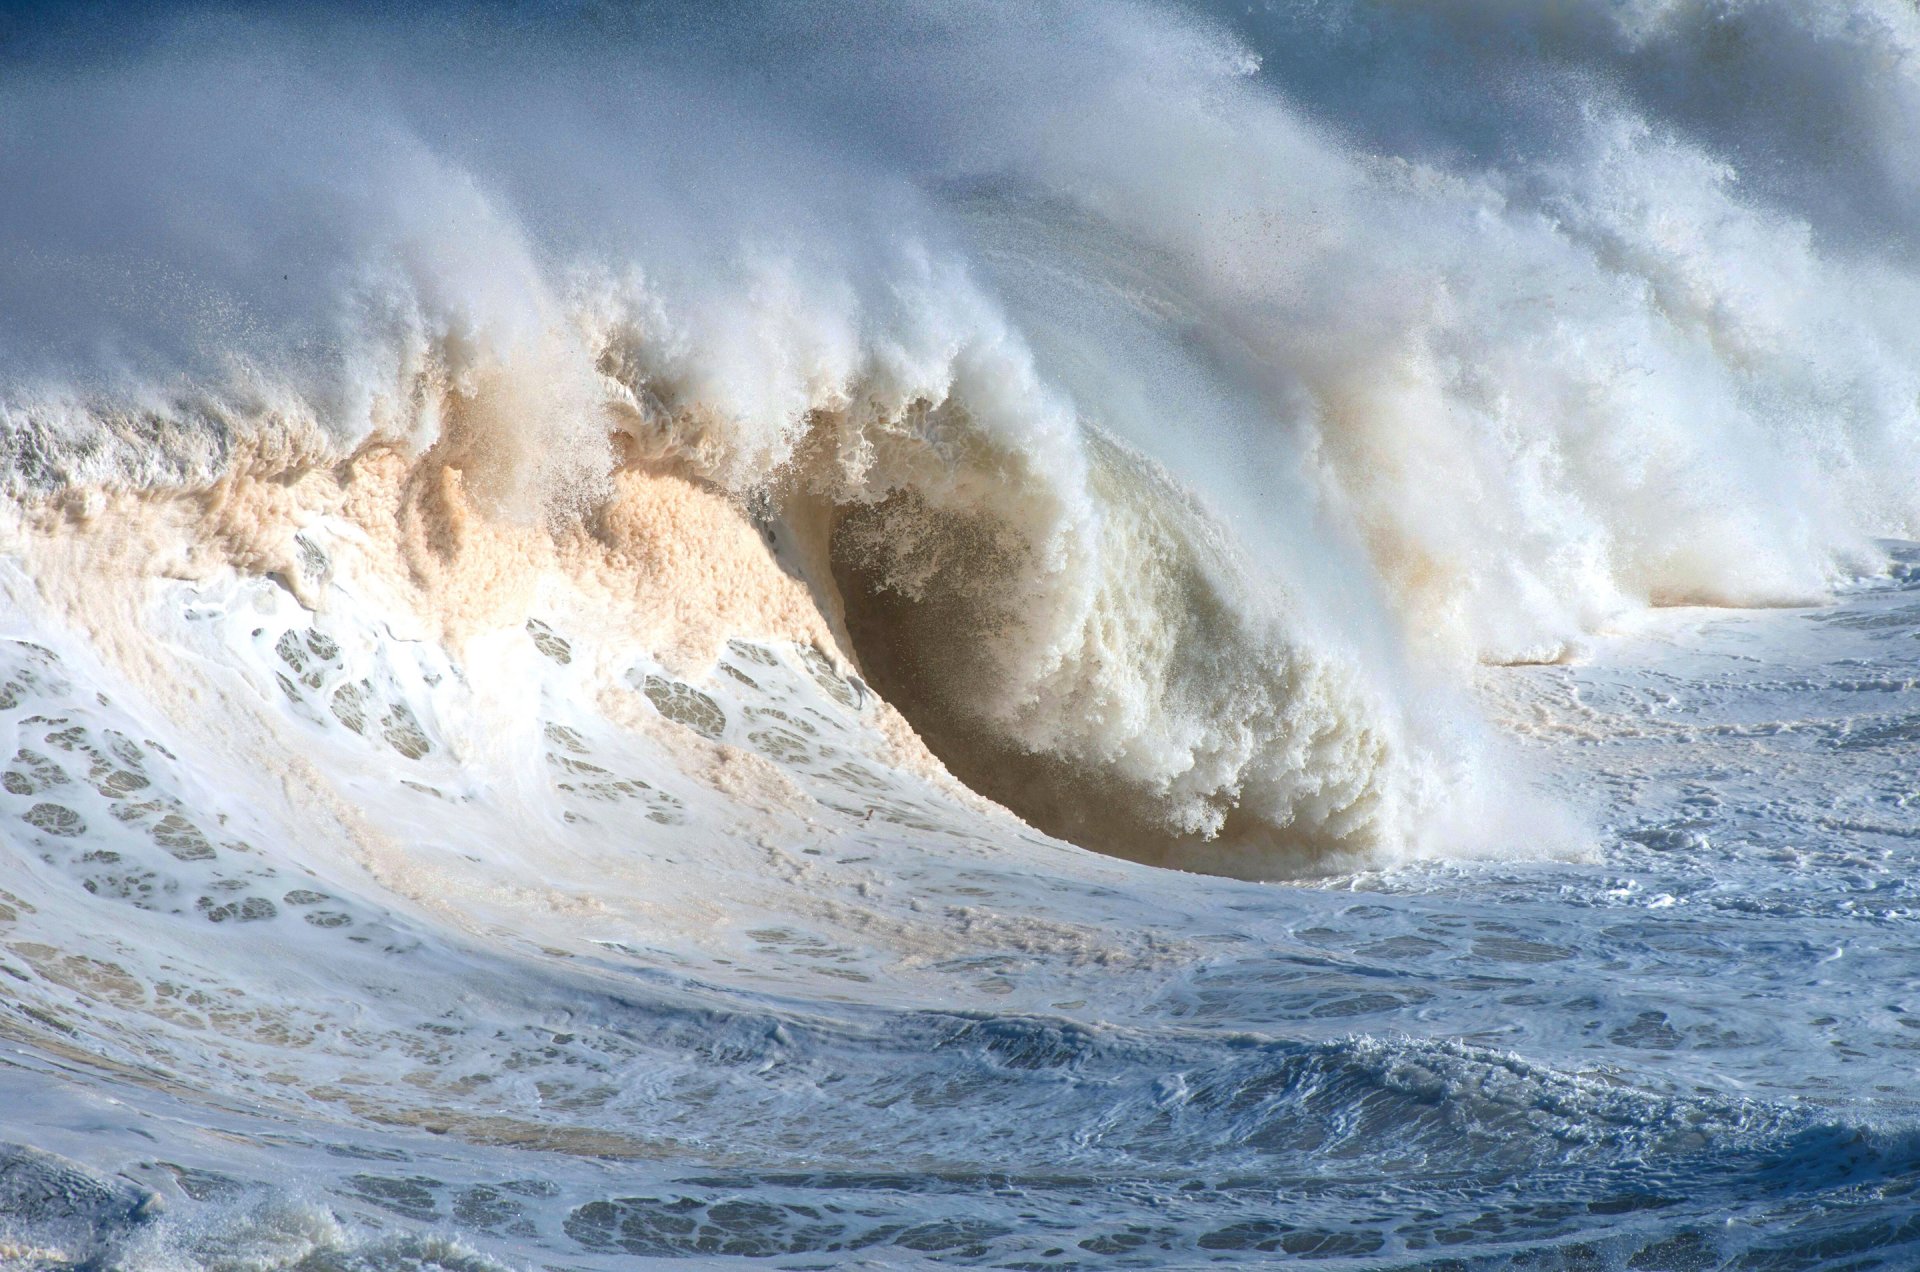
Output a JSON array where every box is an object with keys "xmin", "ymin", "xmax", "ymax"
[
  {"xmin": 5, "ymin": 0, "xmax": 1919, "ymax": 875},
  {"xmin": 11, "ymin": 5, "xmax": 1920, "ymax": 1269}
]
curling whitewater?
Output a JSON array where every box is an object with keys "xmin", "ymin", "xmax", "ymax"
[
  {"xmin": 6, "ymin": 0, "xmax": 1920, "ymax": 1266},
  {"xmin": 1, "ymin": 483, "xmax": 1919, "ymax": 1268}
]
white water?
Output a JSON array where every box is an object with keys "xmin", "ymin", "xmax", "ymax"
[{"xmin": 3, "ymin": 1, "xmax": 1920, "ymax": 1267}]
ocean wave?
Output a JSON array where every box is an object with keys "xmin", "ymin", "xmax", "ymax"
[{"xmin": 7, "ymin": 0, "xmax": 1919, "ymax": 871}]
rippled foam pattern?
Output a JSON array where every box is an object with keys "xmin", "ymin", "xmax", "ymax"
[{"xmin": 2, "ymin": 1, "xmax": 1919, "ymax": 1268}]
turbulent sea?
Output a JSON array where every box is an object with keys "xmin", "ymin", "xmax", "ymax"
[{"xmin": 4, "ymin": 1, "xmax": 1920, "ymax": 1267}]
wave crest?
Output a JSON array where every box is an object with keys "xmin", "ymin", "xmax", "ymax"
[{"xmin": 6, "ymin": 0, "xmax": 1920, "ymax": 872}]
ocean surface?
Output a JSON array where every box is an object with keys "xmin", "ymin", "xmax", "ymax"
[{"xmin": 2, "ymin": 2, "xmax": 1920, "ymax": 1268}]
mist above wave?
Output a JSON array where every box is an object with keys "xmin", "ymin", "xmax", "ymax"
[{"xmin": 3, "ymin": 0, "xmax": 1916, "ymax": 872}]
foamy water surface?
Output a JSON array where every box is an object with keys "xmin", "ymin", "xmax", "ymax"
[{"xmin": 3, "ymin": 1, "xmax": 1920, "ymax": 1267}]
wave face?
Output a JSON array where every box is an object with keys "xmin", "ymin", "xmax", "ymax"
[{"xmin": 4, "ymin": 2, "xmax": 1920, "ymax": 1267}]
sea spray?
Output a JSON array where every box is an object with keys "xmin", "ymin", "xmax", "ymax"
[{"xmin": 3, "ymin": 0, "xmax": 1916, "ymax": 867}]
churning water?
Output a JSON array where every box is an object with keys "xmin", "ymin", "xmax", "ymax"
[{"xmin": 2, "ymin": 2, "xmax": 1920, "ymax": 1267}]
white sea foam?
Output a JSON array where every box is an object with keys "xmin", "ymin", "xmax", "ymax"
[
  {"xmin": 8, "ymin": 5, "xmax": 1920, "ymax": 1266},
  {"xmin": 8, "ymin": 1, "xmax": 1915, "ymax": 875},
  {"xmin": 6, "ymin": 1, "xmax": 1919, "ymax": 873}
]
